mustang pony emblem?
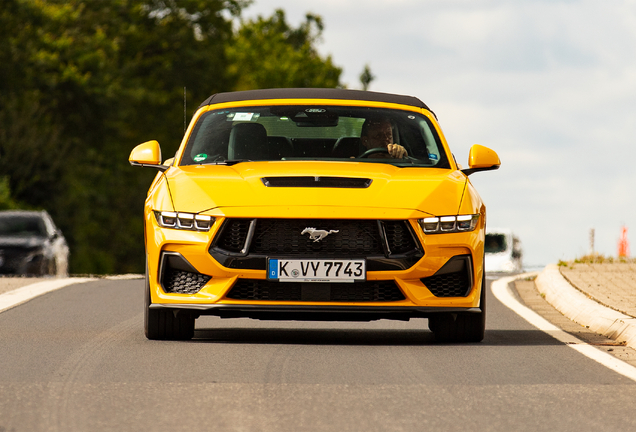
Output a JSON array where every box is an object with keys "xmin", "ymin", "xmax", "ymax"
[{"xmin": 301, "ymin": 227, "xmax": 339, "ymax": 242}]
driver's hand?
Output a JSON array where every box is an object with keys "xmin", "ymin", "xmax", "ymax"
[{"xmin": 387, "ymin": 144, "xmax": 408, "ymax": 158}]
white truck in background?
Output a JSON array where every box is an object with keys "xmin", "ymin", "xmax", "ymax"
[{"xmin": 484, "ymin": 228, "xmax": 523, "ymax": 273}]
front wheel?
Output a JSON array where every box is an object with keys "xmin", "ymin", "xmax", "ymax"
[
  {"xmin": 145, "ymin": 262, "xmax": 195, "ymax": 340},
  {"xmin": 428, "ymin": 272, "xmax": 486, "ymax": 343}
]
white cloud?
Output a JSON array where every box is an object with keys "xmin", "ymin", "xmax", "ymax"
[{"xmin": 246, "ymin": 0, "xmax": 636, "ymax": 265}]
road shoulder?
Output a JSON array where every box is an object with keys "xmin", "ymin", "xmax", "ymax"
[
  {"xmin": 512, "ymin": 276, "xmax": 636, "ymax": 368},
  {"xmin": 0, "ymin": 277, "xmax": 44, "ymax": 295},
  {"xmin": 536, "ymin": 264, "xmax": 636, "ymax": 349}
]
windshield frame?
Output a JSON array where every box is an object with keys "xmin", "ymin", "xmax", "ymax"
[{"xmin": 176, "ymin": 100, "xmax": 452, "ymax": 169}]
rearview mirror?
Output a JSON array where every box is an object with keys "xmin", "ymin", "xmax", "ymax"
[
  {"xmin": 129, "ymin": 140, "xmax": 167, "ymax": 171},
  {"xmin": 461, "ymin": 144, "xmax": 501, "ymax": 176}
]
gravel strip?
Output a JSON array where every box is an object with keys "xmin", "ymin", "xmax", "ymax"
[
  {"xmin": 0, "ymin": 277, "xmax": 46, "ymax": 295},
  {"xmin": 560, "ymin": 263, "xmax": 636, "ymax": 318}
]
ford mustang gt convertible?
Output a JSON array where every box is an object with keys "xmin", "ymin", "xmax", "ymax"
[{"xmin": 129, "ymin": 88, "xmax": 500, "ymax": 342}]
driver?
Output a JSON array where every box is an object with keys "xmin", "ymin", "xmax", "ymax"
[{"xmin": 360, "ymin": 118, "xmax": 408, "ymax": 158}]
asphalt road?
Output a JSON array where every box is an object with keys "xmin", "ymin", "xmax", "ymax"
[{"xmin": 1, "ymin": 277, "xmax": 636, "ymax": 432}]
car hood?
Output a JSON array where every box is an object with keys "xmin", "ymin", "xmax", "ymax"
[
  {"xmin": 162, "ymin": 162, "xmax": 467, "ymax": 217},
  {"xmin": 0, "ymin": 236, "xmax": 46, "ymax": 249}
]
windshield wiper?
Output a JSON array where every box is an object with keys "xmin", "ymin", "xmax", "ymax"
[{"xmin": 209, "ymin": 159, "xmax": 252, "ymax": 166}]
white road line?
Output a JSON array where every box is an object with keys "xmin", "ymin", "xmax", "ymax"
[
  {"xmin": 0, "ymin": 278, "xmax": 96, "ymax": 314},
  {"xmin": 491, "ymin": 274, "xmax": 636, "ymax": 382}
]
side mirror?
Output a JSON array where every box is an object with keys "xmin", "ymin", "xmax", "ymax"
[
  {"xmin": 461, "ymin": 144, "xmax": 501, "ymax": 176},
  {"xmin": 129, "ymin": 140, "xmax": 168, "ymax": 171}
]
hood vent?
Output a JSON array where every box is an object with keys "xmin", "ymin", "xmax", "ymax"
[{"xmin": 261, "ymin": 176, "xmax": 372, "ymax": 188}]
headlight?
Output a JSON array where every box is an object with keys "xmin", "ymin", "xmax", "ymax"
[
  {"xmin": 154, "ymin": 211, "xmax": 214, "ymax": 232},
  {"xmin": 418, "ymin": 214, "xmax": 479, "ymax": 234}
]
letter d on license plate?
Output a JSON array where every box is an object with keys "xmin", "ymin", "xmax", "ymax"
[{"xmin": 268, "ymin": 259, "xmax": 366, "ymax": 282}]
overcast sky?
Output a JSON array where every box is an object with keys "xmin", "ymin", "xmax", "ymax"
[{"xmin": 244, "ymin": 0, "xmax": 636, "ymax": 268}]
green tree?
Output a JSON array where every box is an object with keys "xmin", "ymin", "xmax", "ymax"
[
  {"xmin": 227, "ymin": 9, "xmax": 342, "ymax": 89},
  {"xmin": 1, "ymin": 0, "xmax": 246, "ymax": 273},
  {"xmin": 359, "ymin": 64, "xmax": 375, "ymax": 91},
  {"xmin": 0, "ymin": 0, "xmax": 346, "ymax": 274}
]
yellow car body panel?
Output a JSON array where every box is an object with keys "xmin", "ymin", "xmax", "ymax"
[
  {"xmin": 144, "ymin": 167, "xmax": 485, "ymax": 308},
  {"xmin": 160, "ymin": 163, "xmax": 466, "ymax": 215},
  {"xmin": 132, "ymin": 88, "xmax": 499, "ymax": 341}
]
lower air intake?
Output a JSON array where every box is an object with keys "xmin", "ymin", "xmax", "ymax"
[
  {"xmin": 226, "ymin": 279, "xmax": 405, "ymax": 302},
  {"xmin": 163, "ymin": 269, "xmax": 211, "ymax": 294},
  {"xmin": 160, "ymin": 251, "xmax": 211, "ymax": 294},
  {"xmin": 421, "ymin": 255, "xmax": 473, "ymax": 297}
]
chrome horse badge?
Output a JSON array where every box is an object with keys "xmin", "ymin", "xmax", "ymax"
[{"xmin": 301, "ymin": 227, "xmax": 339, "ymax": 242}]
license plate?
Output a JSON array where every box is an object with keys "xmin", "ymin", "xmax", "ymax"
[{"xmin": 268, "ymin": 259, "xmax": 366, "ymax": 282}]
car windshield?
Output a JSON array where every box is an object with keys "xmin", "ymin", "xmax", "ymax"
[
  {"xmin": 180, "ymin": 105, "xmax": 450, "ymax": 168},
  {"xmin": 0, "ymin": 215, "xmax": 47, "ymax": 237},
  {"xmin": 485, "ymin": 234, "xmax": 508, "ymax": 253}
]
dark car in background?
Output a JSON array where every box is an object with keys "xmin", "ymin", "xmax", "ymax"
[{"xmin": 0, "ymin": 210, "xmax": 69, "ymax": 276}]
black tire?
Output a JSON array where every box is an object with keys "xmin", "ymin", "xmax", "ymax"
[
  {"xmin": 429, "ymin": 272, "xmax": 486, "ymax": 343},
  {"xmin": 145, "ymin": 261, "xmax": 195, "ymax": 340}
]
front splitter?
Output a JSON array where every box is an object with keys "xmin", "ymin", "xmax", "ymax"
[{"xmin": 149, "ymin": 303, "xmax": 482, "ymax": 321}]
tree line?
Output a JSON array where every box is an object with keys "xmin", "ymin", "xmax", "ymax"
[{"xmin": 0, "ymin": 0, "xmax": 353, "ymax": 274}]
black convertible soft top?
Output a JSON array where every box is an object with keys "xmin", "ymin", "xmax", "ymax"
[{"xmin": 198, "ymin": 88, "xmax": 432, "ymax": 112}]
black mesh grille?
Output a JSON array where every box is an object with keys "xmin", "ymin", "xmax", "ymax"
[
  {"xmin": 163, "ymin": 269, "xmax": 211, "ymax": 294},
  {"xmin": 383, "ymin": 221, "xmax": 417, "ymax": 254},
  {"xmin": 212, "ymin": 218, "xmax": 423, "ymax": 271},
  {"xmin": 217, "ymin": 219, "xmax": 252, "ymax": 253},
  {"xmin": 220, "ymin": 218, "xmax": 385, "ymax": 256},
  {"xmin": 226, "ymin": 279, "xmax": 405, "ymax": 302},
  {"xmin": 228, "ymin": 280, "xmax": 301, "ymax": 301},
  {"xmin": 421, "ymin": 271, "xmax": 471, "ymax": 297}
]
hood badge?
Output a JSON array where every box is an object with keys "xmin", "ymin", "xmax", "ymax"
[{"xmin": 301, "ymin": 227, "xmax": 339, "ymax": 242}]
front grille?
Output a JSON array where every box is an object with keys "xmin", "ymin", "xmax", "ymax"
[
  {"xmin": 215, "ymin": 219, "xmax": 407, "ymax": 256},
  {"xmin": 251, "ymin": 219, "xmax": 383, "ymax": 256},
  {"xmin": 216, "ymin": 219, "xmax": 252, "ymax": 253},
  {"xmin": 421, "ymin": 255, "xmax": 473, "ymax": 297},
  {"xmin": 162, "ymin": 268, "xmax": 211, "ymax": 294},
  {"xmin": 383, "ymin": 221, "xmax": 417, "ymax": 254},
  {"xmin": 0, "ymin": 247, "xmax": 33, "ymax": 273},
  {"xmin": 211, "ymin": 218, "xmax": 423, "ymax": 271},
  {"xmin": 226, "ymin": 279, "xmax": 405, "ymax": 302}
]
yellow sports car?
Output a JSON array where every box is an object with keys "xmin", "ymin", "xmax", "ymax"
[{"xmin": 129, "ymin": 88, "xmax": 500, "ymax": 342}]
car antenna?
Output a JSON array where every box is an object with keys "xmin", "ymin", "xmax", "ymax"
[{"xmin": 183, "ymin": 86, "xmax": 187, "ymax": 133}]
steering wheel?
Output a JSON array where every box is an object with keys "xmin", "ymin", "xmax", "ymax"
[{"xmin": 358, "ymin": 147, "xmax": 390, "ymax": 158}]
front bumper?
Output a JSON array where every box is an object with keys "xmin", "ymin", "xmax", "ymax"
[{"xmin": 144, "ymin": 211, "xmax": 485, "ymax": 312}]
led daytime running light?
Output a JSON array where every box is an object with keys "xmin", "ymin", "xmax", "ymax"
[
  {"xmin": 154, "ymin": 211, "xmax": 214, "ymax": 231},
  {"xmin": 418, "ymin": 214, "xmax": 479, "ymax": 234}
]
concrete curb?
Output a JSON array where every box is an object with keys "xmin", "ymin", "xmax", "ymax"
[{"xmin": 535, "ymin": 264, "xmax": 636, "ymax": 349}]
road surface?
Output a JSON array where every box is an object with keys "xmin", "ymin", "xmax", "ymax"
[{"xmin": 1, "ymin": 277, "xmax": 635, "ymax": 431}]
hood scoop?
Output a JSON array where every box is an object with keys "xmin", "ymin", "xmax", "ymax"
[{"xmin": 261, "ymin": 176, "xmax": 372, "ymax": 188}]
